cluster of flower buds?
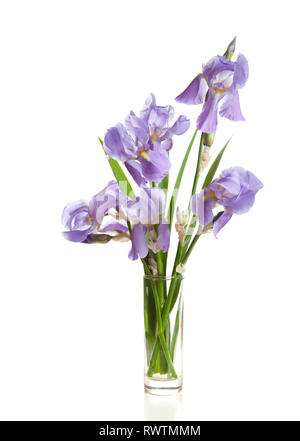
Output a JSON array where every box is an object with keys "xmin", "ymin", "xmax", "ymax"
[
  {"xmin": 175, "ymin": 208, "xmax": 189, "ymax": 244},
  {"xmin": 148, "ymin": 257, "xmax": 158, "ymax": 276}
]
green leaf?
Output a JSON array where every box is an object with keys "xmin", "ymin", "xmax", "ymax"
[
  {"xmin": 167, "ymin": 129, "xmax": 198, "ymax": 227},
  {"xmin": 98, "ymin": 137, "xmax": 135, "ymax": 199},
  {"xmin": 159, "ymin": 173, "xmax": 169, "ymax": 190},
  {"xmin": 202, "ymin": 137, "xmax": 231, "ymax": 189}
]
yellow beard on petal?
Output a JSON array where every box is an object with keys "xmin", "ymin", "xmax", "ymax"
[{"xmin": 139, "ymin": 150, "xmax": 151, "ymax": 162}]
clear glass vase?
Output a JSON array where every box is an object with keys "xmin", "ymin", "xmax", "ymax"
[{"xmin": 144, "ymin": 274, "xmax": 184, "ymax": 395}]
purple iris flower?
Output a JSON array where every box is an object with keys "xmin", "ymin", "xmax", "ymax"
[
  {"xmin": 176, "ymin": 53, "xmax": 249, "ymax": 133},
  {"xmin": 62, "ymin": 180, "xmax": 128, "ymax": 243},
  {"xmin": 88, "ymin": 180, "xmax": 128, "ymax": 224},
  {"xmin": 61, "ymin": 200, "xmax": 97, "ymax": 243},
  {"xmin": 104, "ymin": 94, "xmax": 190, "ymax": 185},
  {"xmin": 127, "ymin": 187, "xmax": 170, "ymax": 260},
  {"xmin": 191, "ymin": 167, "xmax": 263, "ymax": 236}
]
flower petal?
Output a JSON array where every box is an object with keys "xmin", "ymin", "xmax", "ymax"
[
  {"xmin": 125, "ymin": 160, "xmax": 148, "ymax": 187},
  {"xmin": 104, "ymin": 124, "xmax": 137, "ymax": 161},
  {"xmin": 157, "ymin": 222, "xmax": 170, "ymax": 252},
  {"xmin": 62, "ymin": 229, "xmax": 91, "ymax": 242},
  {"xmin": 196, "ymin": 89, "xmax": 223, "ymax": 133},
  {"xmin": 191, "ymin": 191, "xmax": 214, "ymax": 226},
  {"xmin": 124, "ymin": 111, "xmax": 149, "ymax": 145},
  {"xmin": 213, "ymin": 211, "xmax": 233, "ymax": 237},
  {"xmin": 219, "ymin": 90, "xmax": 245, "ymax": 121},
  {"xmin": 128, "ymin": 223, "xmax": 148, "ymax": 260},
  {"xmin": 61, "ymin": 200, "xmax": 88, "ymax": 229},
  {"xmin": 233, "ymin": 54, "xmax": 249, "ymax": 89},
  {"xmin": 101, "ymin": 221, "xmax": 128, "ymax": 232},
  {"xmin": 175, "ymin": 74, "xmax": 207, "ymax": 105},
  {"xmin": 165, "ymin": 115, "xmax": 190, "ymax": 137},
  {"xmin": 140, "ymin": 144, "xmax": 171, "ymax": 184}
]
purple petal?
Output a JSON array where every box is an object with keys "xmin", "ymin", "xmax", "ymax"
[
  {"xmin": 196, "ymin": 89, "xmax": 223, "ymax": 133},
  {"xmin": 128, "ymin": 223, "xmax": 148, "ymax": 261},
  {"xmin": 62, "ymin": 229, "xmax": 90, "ymax": 242},
  {"xmin": 165, "ymin": 115, "xmax": 190, "ymax": 138},
  {"xmin": 89, "ymin": 181, "xmax": 127, "ymax": 223},
  {"xmin": 124, "ymin": 111, "xmax": 149, "ymax": 145},
  {"xmin": 101, "ymin": 221, "xmax": 128, "ymax": 232},
  {"xmin": 127, "ymin": 187, "xmax": 165, "ymax": 225},
  {"xmin": 160, "ymin": 138, "xmax": 173, "ymax": 151},
  {"xmin": 227, "ymin": 191, "xmax": 255, "ymax": 214},
  {"xmin": 140, "ymin": 145, "xmax": 171, "ymax": 184},
  {"xmin": 191, "ymin": 191, "xmax": 214, "ymax": 226},
  {"xmin": 203, "ymin": 56, "xmax": 234, "ymax": 87},
  {"xmin": 208, "ymin": 167, "xmax": 263, "ymax": 216},
  {"xmin": 157, "ymin": 222, "xmax": 170, "ymax": 252},
  {"xmin": 213, "ymin": 211, "xmax": 233, "ymax": 237},
  {"xmin": 104, "ymin": 124, "xmax": 137, "ymax": 161},
  {"xmin": 125, "ymin": 160, "xmax": 148, "ymax": 187},
  {"xmin": 219, "ymin": 90, "xmax": 245, "ymax": 121},
  {"xmin": 148, "ymin": 105, "xmax": 174, "ymax": 133},
  {"xmin": 233, "ymin": 54, "xmax": 249, "ymax": 89},
  {"xmin": 212, "ymin": 175, "xmax": 241, "ymax": 198},
  {"xmin": 61, "ymin": 200, "xmax": 88, "ymax": 229},
  {"xmin": 140, "ymin": 94, "xmax": 156, "ymax": 124},
  {"xmin": 175, "ymin": 74, "xmax": 207, "ymax": 105}
]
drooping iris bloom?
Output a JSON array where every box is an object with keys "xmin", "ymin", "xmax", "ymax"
[
  {"xmin": 191, "ymin": 167, "xmax": 263, "ymax": 236},
  {"xmin": 126, "ymin": 187, "xmax": 170, "ymax": 260},
  {"xmin": 62, "ymin": 180, "xmax": 128, "ymax": 242},
  {"xmin": 175, "ymin": 53, "xmax": 249, "ymax": 133},
  {"xmin": 104, "ymin": 94, "xmax": 190, "ymax": 185},
  {"xmin": 62, "ymin": 181, "xmax": 170, "ymax": 261},
  {"xmin": 61, "ymin": 200, "xmax": 97, "ymax": 243}
]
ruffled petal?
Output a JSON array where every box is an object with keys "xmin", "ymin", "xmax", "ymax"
[
  {"xmin": 196, "ymin": 89, "xmax": 223, "ymax": 133},
  {"xmin": 233, "ymin": 54, "xmax": 249, "ymax": 89},
  {"xmin": 104, "ymin": 124, "xmax": 137, "ymax": 161},
  {"xmin": 191, "ymin": 191, "xmax": 214, "ymax": 226},
  {"xmin": 101, "ymin": 221, "xmax": 128, "ymax": 232},
  {"xmin": 61, "ymin": 200, "xmax": 88, "ymax": 229},
  {"xmin": 128, "ymin": 223, "xmax": 148, "ymax": 260},
  {"xmin": 140, "ymin": 145, "xmax": 171, "ymax": 184},
  {"xmin": 175, "ymin": 74, "xmax": 207, "ymax": 105},
  {"xmin": 160, "ymin": 138, "xmax": 173, "ymax": 151},
  {"xmin": 157, "ymin": 222, "xmax": 170, "ymax": 252},
  {"xmin": 213, "ymin": 211, "xmax": 233, "ymax": 237},
  {"xmin": 165, "ymin": 115, "xmax": 190, "ymax": 137},
  {"xmin": 148, "ymin": 105, "xmax": 174, "ymax": 134},
  {"xmin": 124, "ymin": 111, "xmax": 149, "ymax": 145},
  {"xmin": 125, "ymin": 160, "xmax": 148, "ymax": 187},
  {"xmin": 62, "ymin": 229, "xmax": 91, "ymax": 243},
  {"xmin": 219, "ymin": 90, "xmax": 245, "ymax": 121}
]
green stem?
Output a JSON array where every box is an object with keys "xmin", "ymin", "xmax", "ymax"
[
  {"xmin": 170, "ymin": 293, "xmax": 182, "ymax": 361},
  {"xmin": 156, "ymin": 251, "xmax": 165, "ymax": 304},
  {"xmin": 190, "ymin": 132, "xmax": 205, "ymax": 198},
  {"xmin": 182, "ymin": 226, "xmax": 202, "ymax": 265},
  {"xmin": 181, "ymin": 133, "xmax": 205, "ymax": 255},
  {"xmin": 147, "ymin": 244, "xmax": 183, "ymax": 377},
  {"xmin": 142, "ymin": 258, "xmax": 177, "ymax": 378},
  {"xmin": 167, "ymin": 129, "xmax": 198, "ymax": 229}
]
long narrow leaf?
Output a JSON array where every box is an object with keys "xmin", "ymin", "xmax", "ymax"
[
  {"xmin": 167, "ymin": 129, "xmax": 198, "ymax": 227},
  {"xmin": 202, "ymin": 137, "xmax": 231, "ymax": 189},
  {"xmin": 98, "ymin": 137, "xmax": 135, "ymax": 198}
]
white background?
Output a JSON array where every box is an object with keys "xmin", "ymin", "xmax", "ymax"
[{"xmin": 0, "ymin": 0, "xmax": 299, "ymax": 421}]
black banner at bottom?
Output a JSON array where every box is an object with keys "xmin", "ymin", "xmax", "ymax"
[{"xmin": 0, "ymin": 421, "xmax": 299, "ymax": 439}]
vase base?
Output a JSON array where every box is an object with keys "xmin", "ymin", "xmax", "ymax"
[{"xmin": 144, "ymin": 375, "xmax": 182, "ymax": 396}]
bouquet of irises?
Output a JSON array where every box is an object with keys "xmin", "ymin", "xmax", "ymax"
[{"xmin": 62, "ymin": 38, "xmax": 263, "ymax": 394}]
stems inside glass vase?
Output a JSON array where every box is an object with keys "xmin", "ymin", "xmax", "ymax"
[{"xmin": 144, "ymin": 273, "xmax": 184, "ymax": 394}]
